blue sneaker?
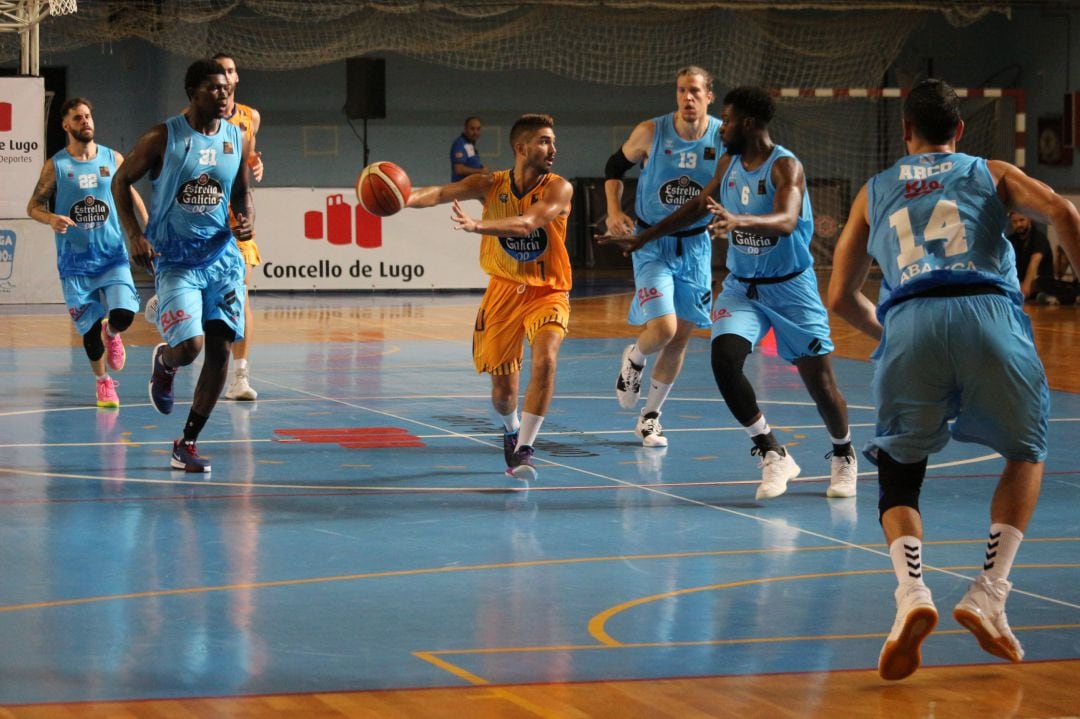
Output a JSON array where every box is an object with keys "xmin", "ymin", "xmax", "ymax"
[
  {"xmin": 171, "ymin": 439, "xmax": 210, "ymax": 473},
  {"xmin": 506, "ymin": 445, "xmax": 537, "ymax": 481},
  {"xmin": 148, "ymin": 342, "xmax": 176, "ymax": 415},
  {"xmin": 503, "ymin": 430, "xmax": 519, "ymax": 467}
]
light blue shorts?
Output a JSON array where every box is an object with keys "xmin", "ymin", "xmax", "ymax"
[
  {"xmin": 628, "ymin": 232, "xmax": 712, "ymax": 328},
  {"xmin": 868, "ymin": 293, "xmax": 1049, "ymax": 464},
  {"xmin": 61, "ymin": 263, "xmax": 141, "ymax": 336},
  {"xmin": 709, "ymin": 268, "xmax": 833, "ymax": 362},
  {"xmin": 155, "ymin": 247, "xmax": 246, "ymax": 347}
]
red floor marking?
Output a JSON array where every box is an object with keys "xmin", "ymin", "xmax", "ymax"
[{"xmin": 274, "ymin": 427, "xmax": 424, "ymax": 449}]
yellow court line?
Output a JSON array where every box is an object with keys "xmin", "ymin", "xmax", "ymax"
[
  {"xmin": 0, "ymin": 545, "xmax": 861, "ymax": 613},
  {"xmin": 589, "ymin": 563, "xmax": 1080, "ymax": 646},
  {"xmin": 1, "ymin": 547, "xmax": 1076, "ymax": 615},
  {"xmin": 413, "ymin": 623, "xmax": 1080, "ymax": 686}
]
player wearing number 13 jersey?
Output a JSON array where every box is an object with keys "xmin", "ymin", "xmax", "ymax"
[
  {"xmin": 829, "ymin": 78, "xmax": 1080, "ymax": 680},
  {"xmin": 405, "ymin": 114, "xmax": 573, "ymax": 480}
]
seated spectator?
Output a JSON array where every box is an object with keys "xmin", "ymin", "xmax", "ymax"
[{"xmin": 1009, "ymin": 211, "xmax": 1077, "ymax": 305}]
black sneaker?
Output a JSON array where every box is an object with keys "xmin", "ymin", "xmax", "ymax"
[
  {"xmin": 503, "ymin": 429, "xmax": 519, "ymax": 468},
  {"xmin": 149, "ymin": 343, "xmax": 177, "ymax": 415},
  {"xmin": 615, "ymin": 344, "xmax": 645, "ymax": 409},
  {"xmin": 506, "ymin": 445, "xmax": 536, "ymax": 481},
  {"xmin": 171, "ymin": 439, "xmax": 211, "ymax": 473}
]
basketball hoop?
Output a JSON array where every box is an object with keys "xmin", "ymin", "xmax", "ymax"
[{"xmin": 49, "ymin": 0, "xmax": 77, "ymax": 16}]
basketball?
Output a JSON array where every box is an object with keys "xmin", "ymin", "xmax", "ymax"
[{"xmin": 356, "ymin": 161, "xmax": 411, "ymax": 217}]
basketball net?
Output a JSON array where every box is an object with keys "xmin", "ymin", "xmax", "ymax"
[{"xmin": 49, "ymin": 0, "xmax": 77, "ymax": 16}]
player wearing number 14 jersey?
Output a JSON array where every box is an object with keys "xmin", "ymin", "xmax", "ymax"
[{"xmin": 829, "ymin": 78, "xmax": 1080, "ymax": 680}]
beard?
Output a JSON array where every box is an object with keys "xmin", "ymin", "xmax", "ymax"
[
  {"xmin": 72, "ymin": 128, "xmax": 94, "ymax": 143},
  {"xmin": 725, "ymin": 138, "xmax": 744, "ymax": 156}
]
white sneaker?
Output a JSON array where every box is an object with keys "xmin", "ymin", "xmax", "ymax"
[
  {"xmin": 827, "ymin": 449, "xmax": 858, "ymax": 498},
  {"xmin": 225, "ymin": 366, "xmax": 258, "ymax": 401},
  {"xmin": 144, "ymin": 293, "xmax": 159, "ymax": 325},
  {"xmin": 953, "ymin": 574, "xmax": 1024, "ymax": 663},
  {"xmin": 636, "ymin": 410, "xmax": 668, "ymax": 447},
  {"xmin": 752, "ymin": 446, "xmax": 800, "ymax": 499},
  {"xmin": 615, "ymin": 344, "xmax": 644, "ymax": 409},
  {"xmin": 879, "ymin": 581, "xmax": 938, "ymax": 681}
]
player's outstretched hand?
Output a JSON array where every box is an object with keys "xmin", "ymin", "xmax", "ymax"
[
  {"xmin": 706, "ymin": 196, "xmax": 738, "ymax": 236},
  {"xmin": 451, "ymin": 200, "xmax": 478, "ymax": 233},
  {"xmin": 595, "ymin": 231, "xmax": 645, "ymax": 256}
]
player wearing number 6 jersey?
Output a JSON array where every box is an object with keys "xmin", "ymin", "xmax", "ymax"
[
  {"xmin": 405, "ymin": 114, "xmax": 573, "ymax": 481},
  {"xmin": 828, "ymin": 78, "xmax": 1080, "ymax": 680},
  {"xmin": 599, "ymin": 86, "xmax": 857, "ymax": 502}
]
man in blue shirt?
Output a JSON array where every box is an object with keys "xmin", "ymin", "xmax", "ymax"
[{"xmin": 450, "ymin": 116, "xmax": 486, "ymax": 181}]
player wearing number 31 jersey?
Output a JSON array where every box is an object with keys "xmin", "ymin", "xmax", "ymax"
[{"xmin": 829, "ymin": 78, "xmax": 1080, "ymax": 680}]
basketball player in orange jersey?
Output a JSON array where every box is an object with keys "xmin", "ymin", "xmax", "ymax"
[
  {"xmin": 405, "ymin": 114, "xmax": 573, "ymax": 480},
  {"xmin": 214, "ymin": 51, "xmax": 264, "ymax": 401}
]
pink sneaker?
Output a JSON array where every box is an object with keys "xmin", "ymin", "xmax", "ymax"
[
  {"xmin": 96, "ymin": 376, "xmax": 119, "ymax": 408},
  {"xmin": 102, "ymin": 320, "xmax": 126, "ymax": 371}
]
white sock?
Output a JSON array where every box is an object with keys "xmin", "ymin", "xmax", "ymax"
[
  {"xmin": 642, "ymin": 380, "xmax": 673, "ymax": 415},
  {"xmin": 105, "ymin": 325, "xmax": 118, "ymax": 338},
  {"xmin": 982, "ymin": 523, "xmax": 1024, "ymax": 580},
  {"xmin": 628, "ymin": 344, "xmax": 646, "ymax": 367},
  {"xmin": 518, "ymin": 412, "xmax": 543, "ymax": 447},
  {"xmin": 235, "ymin": 358, "xmax": 248, "ymax": 370},
  {"xmin": 95, "ymin": 372, "xmax": 108, "ymax": 381},
  {"xmin": 829, "ymin": 432, "xmax": 851, "ymax": 446},
  {"xmin": 500, "ymin": 411, "xmax": 520, "ymax": 433},
  {"xmin": 889, "ymin": 536, "xmax": 925, "ymax": 585},
  {"xmin": 744, "ymin": 415, "xmax": 770, "ymax": 439}
]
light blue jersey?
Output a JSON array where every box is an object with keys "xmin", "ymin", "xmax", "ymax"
[
  {"xmin": 51, "ymin": 145, "xmax": 129, "ymax": 278},
  {"xmin": 719, "ymin": 145, "xmax": 813, "ymax": 278},
  {"xmin": 635, "ymin": 113, "xmax": 722, "ymax": 225},
  {"xmin": 147, "ymin": 115, "xmax": 243, "ymax": 271},
  {"xmin": 867, "ymin": 152, "xmax": 1021, "ymax": 319},
  {"xmin": 628, "ymin": 113, "xmax": 721, "ymax": 328},
  {"xmin": 863, "ymin": 151, "xmax": 1047, "ymax": 464}
]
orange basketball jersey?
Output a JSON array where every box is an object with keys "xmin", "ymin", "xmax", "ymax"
[
  {"xmin": 479, "ymin": 170, "xmax": 572, "ymax": 291},
  {"xmin": 227, "ymin": 102, "xmax": 257, "ymax": 146},
  {"xmin": 226, "ymin": 102, "xmax": 258, "ymax": 244}
]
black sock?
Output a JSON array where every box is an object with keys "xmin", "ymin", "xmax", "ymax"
[
  {"xmin": 752, "ymin": 432, "xmax": 782, "ymax": 452},
  {"xmin": 182, "ymin": 410, "xmax": 209, "ymax": 443},
  {"xmin": 832, "ymin": 441, "xmax": 854, "ymax": 456}
]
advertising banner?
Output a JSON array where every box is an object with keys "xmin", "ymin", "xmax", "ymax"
[
  {"xmin": 251, "ymin": 188, "xmax": 489, "ymax": 291},
  {"xmin": 0, "ymin": 77, "xmax": 45, "ymax": 219},
  {"xmin": 0, "ymin": 220, "xmax": 64, "ymax": 303}
]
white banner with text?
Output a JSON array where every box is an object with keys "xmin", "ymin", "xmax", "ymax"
[
  {"xmin": 250, "ymin": 188, "xmax": 488, "ymax": 291},
  {"xmin": 0, "ymin": 77, "xmax": 46, "ymax": 219}
]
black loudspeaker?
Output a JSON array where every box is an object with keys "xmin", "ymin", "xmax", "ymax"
[{"xmin": 345, "ymin": 57, "xmax": 386, "ymax": 119}]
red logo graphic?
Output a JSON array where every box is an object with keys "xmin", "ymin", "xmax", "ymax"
[
  {"xmin": 903, "ymin": 179, "xmax": 943, "ymax": 199},
  {"xmin": 304, "ymin": 194, "xmax": 383, "ymax": 248},
  {"xmin": 0, "ymin": 102, "xmax": 11, "ymax": 132},
  {"xmin": 274, "ymin": 427, "xmax": 423, "ymax": 449},
  {"xmin": 160, "ymin": 308, "xmax": 190, "ymax": 333},
  {"xmin": 637, "ymin": 287, "xmax": 664, "ymax": 306},
  {"xmin": 711, "ymin": 306, "xmax": 732, "ymax": 322}
]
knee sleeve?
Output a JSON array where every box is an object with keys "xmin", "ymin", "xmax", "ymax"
[
  {"xmin": 877, "ymin": 450, "xmax": 928, "ymax": 523},
  {"xmin": 710, "ymin": 334, "xmax": 759, "ymax": 424},
  {"xmin": 205, "ymin": 319, "xmax": 237, "ymax": 344},
  {"xmin": 107, "ymin": 308, "xmax": 135, "ymax": 333},
  {"xmin": 82, "ymin": 319, "xmax": 105, "ymax": 362}
]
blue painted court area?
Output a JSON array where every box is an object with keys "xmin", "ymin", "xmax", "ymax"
[{"xmin": 0, "ymin": 310, "xmax": 1078, "ymax": 704}]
